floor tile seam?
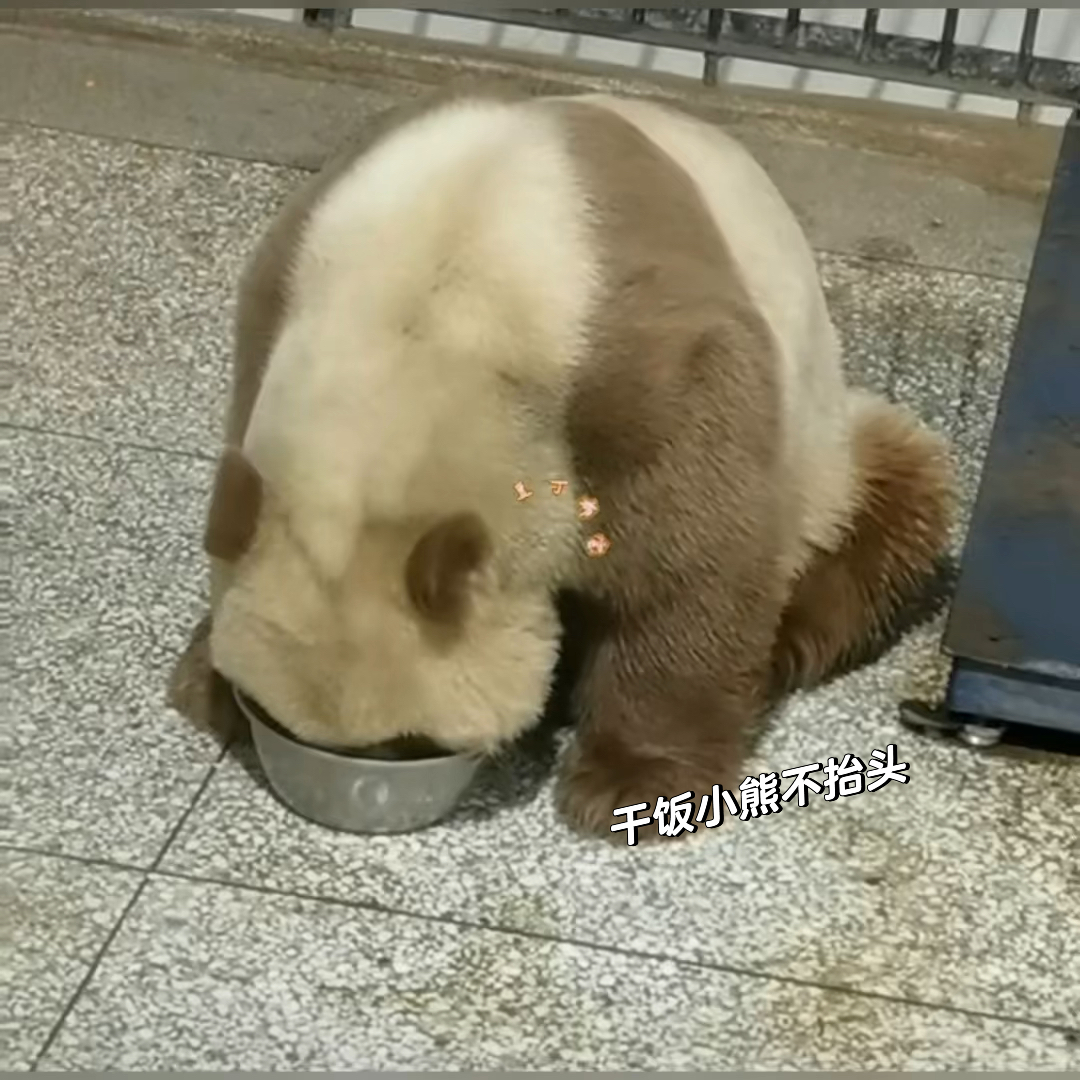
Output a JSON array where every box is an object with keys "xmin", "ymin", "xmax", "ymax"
[
  {"xmin": 1, "ymin": 421, "xmax": 214, "ymax": 463},
  {"xmin": 0, "ymin": 842, "xmax": 148, "ymax": 875},
  {"xmin": 813, "ymin": 245, "xmax": 1029, "ymax": 285},
  {"xmin": 27, "ymin": 876, "xmax": 149, "ymax": 1072},
  {"xmin": 2, "ymin": 118, "xmax": 1032, "ymax": 287},
  {"xmin": 144, "ymin": 863, "xmax": 1080, "ymax": 1041},
  {"xmin": 1, "ymin": 745, "xmax": 228, "ymax": 879},
  {"xmin": 20, "ymin": 749, "xmax": 229, "ymax": 1070},
  {"xmin": 2, "ymin": 115, "xmax": 311, "ymax": 177},
  {"xmin": 147, "ymin": 743, "xmax": 231, "ymax": 874}
]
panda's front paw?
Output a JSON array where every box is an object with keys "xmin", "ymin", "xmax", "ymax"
[{"xmin": 556, "ymin": 740, "xmax": 724, "ymax": 844}]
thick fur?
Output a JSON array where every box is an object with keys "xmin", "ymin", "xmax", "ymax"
[
  {"xmin": 769, "ymin": 392, "xmax": 955, "ymax": 696},
  {"xmin": 200, "ymin": 89, "xmax": 954, "ymax": 839},
  {"xmin": 549, "ymin": 101, "xmax": 795, "ymax": 834},
  {"xmin": 209, "ymin": 90, "xmax": 593, "ymax": 751}
]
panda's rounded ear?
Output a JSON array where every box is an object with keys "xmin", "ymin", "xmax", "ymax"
[
  {"xmin": 405, "ymin": 512, "xmax": 492, "ymax": 626},
  {"xmin": 203, "ymin": 446, "xmax": 263, "ymax": 563}
]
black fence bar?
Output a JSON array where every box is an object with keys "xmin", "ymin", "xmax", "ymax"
[
  {"xmin": 1016, "ymin": 9, "xmax": 1042, "ymax": 121},
  {"xmin": 1017, "ymin": 7, "xmax": 1040, "ymax": 85},
  {"xmin": 702, "ymin": 8, "xmax": 724, "ymax": 87},
  {"xmin": 307, "ymin": 8, "xmax": 1079, "ymax": 112},
  {"xmin": 301, "ymin": 7, "xmax": 350, "ymax": 29},
  {"xmin": 858, "ymin": 8, "xmax": 879, "ymax": 63},
  {"xmin": 934, "ymin": 8, "xmax": 959, "ymax": 74},
  {"xmin": 440, "ymin": 8, "xmax": 1078, "ymax": 107},
  {"xmin": 784, "ymin": 8, "xmax": 801, "ymax": 49}
]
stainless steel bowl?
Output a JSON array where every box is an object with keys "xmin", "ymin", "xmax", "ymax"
[{"xmin": 233, "ymin": 687, "xmax": 482, "ymax": 834}]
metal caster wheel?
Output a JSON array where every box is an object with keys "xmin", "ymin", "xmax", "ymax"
[
  {"xmin": 899, "ymin": 701, "xmax": 1008, "ymax": 750},
  {"xmin": 898, "ymin": 699, "xmax": 961, "ymax": 740},
  {"xmin": 958, "ymin": 721, "xmax": 1007, "ymax": 748}
]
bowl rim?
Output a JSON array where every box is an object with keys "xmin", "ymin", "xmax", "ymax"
[{"xmin": 232, "ymin": 685, "xmax": 481, "ymax": 770}]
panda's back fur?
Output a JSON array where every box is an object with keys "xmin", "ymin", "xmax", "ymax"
[{"xmin": 242, "ymin": 93, "xmax": 851, "ymax": 595}]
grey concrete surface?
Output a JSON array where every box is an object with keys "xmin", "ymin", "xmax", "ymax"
[
  {"xmin": 4, "ymin": 18, "xmax": 1080, "ymax": 1073},
  {"xmin": 160, "ymin": 622, "xmax": 1079, "ymax": 1030},
  {"xmin": 32, "ymin": 876, "xmax": 1080, "ymax": 1071},
  {"xmin": 1, "ymin": 852, "xmax": 142, "ymax": 1071},
  {"xmin": 6, "ymin": 428, "xmax": 219, "ymax": 864},
  {"xmin": 8, "ymin": 123, "xmax": 300, "ymax": 455}
]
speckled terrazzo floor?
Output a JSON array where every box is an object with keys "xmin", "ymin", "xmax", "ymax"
[{"xmin": 5, "ymin": 118, "xmax": 1079, "ymax": 1072}]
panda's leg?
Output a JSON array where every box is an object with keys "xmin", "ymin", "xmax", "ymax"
[
  {"xmin": 555, "ymin": 499, "xmax": 788, "ymax": 842},
  {"xmin": 770, "ymin": 394, "xmax": 955, "ymax": 696}
]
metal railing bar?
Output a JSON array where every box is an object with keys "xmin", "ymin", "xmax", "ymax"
[
  {"xmin": 1016, "ymin": 6, "xmax": 1042, "ymax": 121},
  {"xmin": 858, "ymin": 7, "xmax": 878, "ymax": 63},
  {"xmin": 935, "ymin": 8, "xmax": 959, "ymax": 74},
  {"xmin": 301, "ymin": 7, "xmax": 351, "ymax": 29},
  {"xmin": 1017, "ymin": 7, "xmax": 1040, "ymax": 86},
  {"xmin": 423, "ymin": 8, "xmax": 1077, "ymax": 108},
  {"xmin": 702, "ymin": 7, "xmax": 724, "ymax": 87},
  {"xmin": 784, "ymin": 8, "xmax": 801, "ymax": 49}
]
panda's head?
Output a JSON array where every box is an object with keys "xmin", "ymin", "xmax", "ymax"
[{"xmin": 203, "ymin": 448, "xmax": 562, "ymax": 755}]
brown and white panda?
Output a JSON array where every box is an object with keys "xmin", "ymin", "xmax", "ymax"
[{"xmin": 202, "ymin": 89, "xmax": 953, "ymax": 838}]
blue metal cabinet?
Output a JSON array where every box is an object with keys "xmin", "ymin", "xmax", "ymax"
[{"xmin": 912, "ymin": 108, "xmax": 1080, "ymax": 744}]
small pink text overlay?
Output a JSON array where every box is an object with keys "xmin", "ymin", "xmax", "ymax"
[{"xmin": 611, "ymin": 743, "xmax": 910, "ymax": 846}]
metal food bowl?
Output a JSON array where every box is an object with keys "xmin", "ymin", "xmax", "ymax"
[{"xmin": 233, "ymin": 687, "xmax": 482, "ymax": 834}]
